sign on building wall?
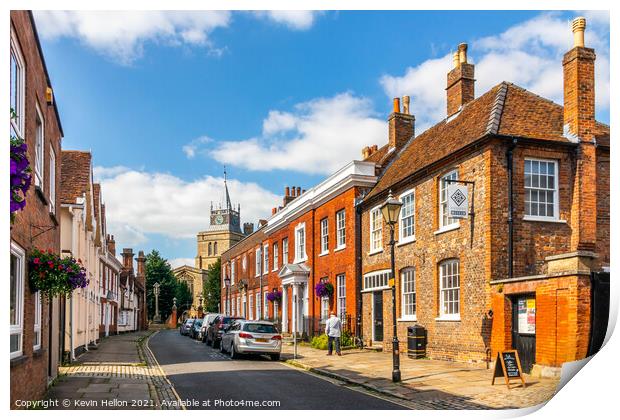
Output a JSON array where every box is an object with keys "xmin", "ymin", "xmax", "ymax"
[
  {"xmin": 517, "ymin": 297, "xmax": 536, "ymax": 334},
  {"xmin": 447, "ymin": 184, "xmax": 468, "ymax": 219}
]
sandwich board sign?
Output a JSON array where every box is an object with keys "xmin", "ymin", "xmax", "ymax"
[
  {"xmin": 447, "ymin": 184, "xmax": 468, "ymax": 219},
  {"xmin": 491, "ymin": 350, "xmax": 526, "ymax": 388}
]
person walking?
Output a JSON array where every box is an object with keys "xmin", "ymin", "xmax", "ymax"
[{"xmin": 325, "ymin": 311, "xmax": 342, "ymax": 356}]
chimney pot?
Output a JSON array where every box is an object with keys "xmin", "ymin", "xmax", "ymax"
[
  {"xmin": 362, "ymin": 146, "xmax": 370, "ymax": 159},
  {"xmin": 458, "ymin": 43, "xmax": 468, "ymax": 64},
  {"xmin": 393, "ymin": 97, "xmax": 401, "ymax": 113},
  {"xmin": 296, "ymin": 187, "xmax": 301, "ymax": 196},
  {"xmin": 272, "ymin": 207, "xmax": 277, "ymax": 215},
  {"xmin": 402, "ymin": 96, "xmax": 410, "ymax": 115},
  {"xmin": 572, "ymin": 17, "xmax": 586, "ymax": 47},
  {"xmin": 452, "ymin": 51, "xmax": 460, "ymax": 69},
  {"xmin": 446, "ymin": 43, "xmax": 475, "ymax": 117},
  {"xmin": 285, "ymin": 186, "xmax": 290, "ymax": 196}
]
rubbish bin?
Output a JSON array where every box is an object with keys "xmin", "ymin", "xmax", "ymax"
[{"xmin": 407, "ymin": 325, "xmax": 426, "ymax": 359}]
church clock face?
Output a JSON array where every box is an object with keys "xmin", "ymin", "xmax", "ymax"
[{"xmin": 215, "ymin": 214, "xmax": 224, "ymax": 225}]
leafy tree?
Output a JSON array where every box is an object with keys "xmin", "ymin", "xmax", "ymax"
[
  {"xmin": 145, "ymin": 250, "xmax": 179, "ymax": 321},
  {"xmin": 203, "ymin": 258, "xmax": 222, "ymax": 313},
  {"xmin": 175, "ymin": 280, "xmax": 193, "ymax": 315}
]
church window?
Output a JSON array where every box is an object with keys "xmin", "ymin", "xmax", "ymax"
[
  {"xmin": 214, "ymin": 242, "xmax": 218, "ymax": 255},
  {"xmin": 208, "ymin": 242, "xmax": 212, "ymax": 256}
]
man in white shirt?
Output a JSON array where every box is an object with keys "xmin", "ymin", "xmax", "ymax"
[{"xmin": 325, "ymin": 311, "xmax": 342, "ymax": 356}]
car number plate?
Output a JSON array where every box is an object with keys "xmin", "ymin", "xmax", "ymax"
[{"xmin": 255, "ymin": 338, "xmax": 268, "ymax": 342}]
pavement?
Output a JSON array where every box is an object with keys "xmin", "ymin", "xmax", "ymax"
[
  {"xmin": 149, "ymin": 328, "xmax": 407, "ymax": 410},
  {"xmin": 280, "ymin": 343, "xmax": 560, "ymax": 409},
  {"xmin": 46, "ymin": 330, "xmax": 181, "ymax": 410}
]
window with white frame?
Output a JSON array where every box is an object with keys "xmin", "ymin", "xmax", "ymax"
[
  {"xmin": 264, "ymin": 292, "xmax": 269, "ymax": 319},
  {"xmin": 337, "ymin": 274, "xmax": 346, "ymax": 320},
  {"xmin": 363, "ymin": 270, "xmax": 390, "ymax": 291},
  {"xmin": 255, "ymin": 248, "xmax": 261, "ymax": 277},
  {"xmin": 282, "ymin": 238, "xmax": 289, "ymax": 265},
  {"xmin": 399, "ymin": 191, "xmax": 415, "ymax": 241},
  {"xmin": 336, "ymin": 210, "xmax": 346, "ymax": 249},
  {"xmin": 50, "ymin": 148, "xmax": 56, "ymax": 213},
  {"xmin": 34, "ymin": 105, "xmax": 45, "ymax": 189},
  {"xmin": 320, "ymin": 279, "xmax": 330, "ymax": 321},
  {"xmin": 524, "ymin": 159, "xmax": 558, "ymax": 220},
  {"xmin": 248, "ymin": 294, "xmax": 254, "ymax": 320},
  {"xmin": 236, "ymin": 296, "xmax": 240, "ymax": 316},
  {"xmin": 33, "ymin": 291, "xmax": 42, "ymax": 350},
  {"xmin": 273, "ymin": 243, "xmax": 278, "ymax": 271},
  {"xmin": 295, "ymin": 223, "xmax": 306, "ymax": 262},
  {"xmin": 10, "ymin": 242, "xmax": 25, "ymax": 358},
  {"xmin": 440, "ymin": 170, "xmax": 459, "ymax": 228},
  {"xmin": 10, "ymin": 30, "xmax": 25, "ymax": 138},
  {"xmin": 320, "ymin": 218, "xmax": 329, "ymax": 254},
  {"xmin": 370, "ymin": 207, "xmax": 383, "ymax": 252},
  {"xmin": 263, "ymin": 244, "xmax": 269, "ymax": 274},
  {"xmin": 400, "ymin": 268, "xmax": 416, "ymax": 319},
  {"xmin": 439, "ymin": 260, "xmax": 460, "ymax": 318},
  {"xmin": 231, "ymin": 260, "xmax": 236, "ymax": 284},
  {"xmin": 255, "ymin": 292, "xmax": 261, "ymax": 319}
]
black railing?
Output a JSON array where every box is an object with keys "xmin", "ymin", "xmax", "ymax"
[{"xmin": 301, "ymin": 314, "xmax": 355, "ymax": 339}]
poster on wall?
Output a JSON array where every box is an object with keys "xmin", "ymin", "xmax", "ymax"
[{"xmin": 518, "ymin": 297, "xmax": 536, "ymax": 334}]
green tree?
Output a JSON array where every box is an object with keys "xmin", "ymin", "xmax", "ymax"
[
  {"xmin": 145, "ymin": 250, "xmax": 179, "ymax": 321},
  {"xmin": 203, "ymin": 258, "xmax": 222, "ymax": 313},
  {"xmin": 175, "ymin": 280, "xmax": 193, "ymax": 315}
]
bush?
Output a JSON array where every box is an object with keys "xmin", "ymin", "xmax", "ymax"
[{"xmin": 310, "ymin": 334, "xmax": 328, "ymax": 350}]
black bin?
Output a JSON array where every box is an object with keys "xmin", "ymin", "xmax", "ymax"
[{"xmin": 407, "ymin": 325, "xmax": 426, "ymax": 359}]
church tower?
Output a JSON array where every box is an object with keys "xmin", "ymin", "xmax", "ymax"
[{"xmin": 195, "ymin": 170, "xmax": 247, "ymax": 270}]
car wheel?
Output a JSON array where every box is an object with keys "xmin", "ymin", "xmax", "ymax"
[
  {"xmin": 219, "ymin": 339, "xmax": 226, "ymax": 353},
  {"xmin": 230, "ymin": 343, "xmax": 238, "ymax": 359},
  {"xmin": 270, "ymin": 353, "xmax": 280, "ymax": 361}
]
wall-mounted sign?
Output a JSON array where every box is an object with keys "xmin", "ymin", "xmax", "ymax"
[
  {"xmin": 517, "ymin": 297, "xmax": 536, "ymax": 334},
  {"xmin": 447, "ymin": 184, "xmax": 468, "ymax": 219}
]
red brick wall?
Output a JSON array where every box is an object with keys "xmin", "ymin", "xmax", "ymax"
[{"xmin": 10, "ymin": 11, "xmax": 63, "ymax": 408}]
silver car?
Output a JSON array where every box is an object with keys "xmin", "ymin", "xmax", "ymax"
[{"xmin": 220, "ymin": 320, "xmax": 282, "ymax": 360}]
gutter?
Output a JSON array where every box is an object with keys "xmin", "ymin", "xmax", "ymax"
[{"xmin": 355, "ymin": 199, "xmax": 363, "ymax": 341}]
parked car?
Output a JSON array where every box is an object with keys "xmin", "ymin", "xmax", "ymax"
[
  {"xmin": 200, "ymin": 313, "xmax": 222, "ymax": 342},
  {"xmin": 205, "ymin": 315, "xmax": 244, "ymax": 347},
  {"xmin": 220, "ymin": 320, "xmax": 282, "ymax": 360},
  {"xmin": 180, "ymin": 318, "xmax": 195, "ymax": 336},
  {"xmin": 190, "ymin": 319, "xmax": 203, "ymax": 339}
]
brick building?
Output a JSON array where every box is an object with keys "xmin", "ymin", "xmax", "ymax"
[
  {"xmin": 10, "ymin": 10, "xmax": 64, "ymax": 407},
  {"xmin": 118, "ymin": 249, "xmax": 148, "ymax": 332},
  {"xmin": 222, "ymin": 161, "xmax": 378, "ymax": 337},
  {"xmin": 358, "ymin": 18, "xmax": 609, "ymax": 376}
]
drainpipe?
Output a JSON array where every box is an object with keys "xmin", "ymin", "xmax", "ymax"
[
  {"xmin": 69, "ymin": 206, "xmax": 78, "ymax": 361},
  {"xmin": 506, "ymin": 138, "xmax": 518, "ymax": 278},
  {"xmin": 355, "ymin": 201, "xmax": 363, "ymax": 341}
]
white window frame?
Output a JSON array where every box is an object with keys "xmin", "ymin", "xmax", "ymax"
[
  {"xmin": 320, "ymin": 218, "xmax": 329, "ymax": 255},
  {"xmin": 248, "ymin": 294, "xmax": 253, "ymax": 320},
  {"xmin": 524, "ymin": 158, "xmax": 560, "ymax": 222},
  {"xmin": 439, "ymin": 170, "xmax": 459, "ymax": 230},
  {"xmin": 10, "ymin": 28, "xmax": 25, "ymax": 138},
  {"xmin": 438, "ymin": 259, "xmax": 460, "ymax": 320},
  {"xmin": 320, "ymin": 294, "xmax": 330, "ymax": 322},
  {"xmin": 236, "ymin": 296, "xmax": 240, "ymax": 316},
  {"xmin": 294, "ymin": 223, "xmax": 307, "ymax": 263},
  {"xmin": 49, "ymin": 148, "xmax": 56, "ymax": 213},
  {"xmin": 369, "ymin": 206, "xmax": 383, "ymax": 254},
  {"xmin": 34, "ymin": 103, "xmax": 45, "ymax": 190},
  {"xmin": 337, "ymin": 274, "xmax": 346, "ymax": 320},
  {"xmin": 263, "ymin": 244, "xmax": 269, "ymax": 274},
  {"xmin": 336, "ymin": 209, "xmax": 346, "ymax": 250},
  {"xmin": 399, "ymin": 189, "xmax": 415, "ymax": 244},
  {"xmin": 282, "ymin": 238, "xmax": 289, "ymax": 265},
  {"xmin": 362, "ymin": 269, "xmax": 391, "ymax": 292},
  {"xmin": 273, "ymin": 243, "xmax": 279, "ymax": 271},
  {"xmin": 10, "ymin": 242, "xmax": 25, "ymax": 359},
  {"xmin": 33, "ymin": 291, "xmax": 42, "ymax": 350},
  {"xmin": 231, "ymin": 259, "xmax": 236, "ymax": 285},
  {"xmin": 255, "ymin": 248, "xmax": 261, "ymax": 278},
  {"xmin": 400, "ymin": 268, "xmax": 416, "ymax": 321},
  {"xmin": 255, "ymin": 292, "xmax": 261, "ymax": 319},
  {"xmin": 264, "ymin": 291, "xmax": 269, "ymax": 319}
]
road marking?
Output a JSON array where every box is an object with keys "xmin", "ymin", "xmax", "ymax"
[{"xmin": 145, "ymin": 330, "xmax": 186, "ymax": 410}]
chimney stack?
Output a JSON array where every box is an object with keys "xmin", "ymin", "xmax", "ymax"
[
  {"xmin": 296, "ymin": 186, "xmax": 301, "ymax": 196},
  {"xmin": 272, "ymin": 207, "xmax": 277, "ymax": 215},
  {"xmin": 446, "ymin": 43, "xmax": 475, "ymax": 117},
  {"xmin": 563, "ymin": 17, "xmax": 596, "ymax": 142},
  {"xmin": 388, "ymin": 97, "xmax": 415, "ymax": 150},
  {"xmin": 107, "ymin": 234, "xmax": 116, "ymax": 256},
  {"xmin": 285, "ymin": 186, "xmax": 290, "ymax": 196},
  {"xmin": 283, "ymin": 186, "xmax": 296, "ymax": 206},
  {"xmin": 136, "ymin": 250, "xmax": 146, "ymax": 276},
  {"xmin": 121, "ymin": 248, "xmax": 134, "ymax": 271},
  {"xmin": 259, "ymin": 219, "xmax": 267, "ymax": 227},
  {"xmin": 243, "ymin": 222, "xmax": 254, "ymax": 235}
]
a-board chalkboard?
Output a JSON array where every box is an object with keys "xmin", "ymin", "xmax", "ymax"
[{"xmin": 491, "ymin": 350, "xmax": 526, "ymax": 388}]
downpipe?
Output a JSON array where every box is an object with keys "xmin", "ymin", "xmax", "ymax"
[{"xmin": 506, "ymin": 138, "xmax": 518, "ymax": 278}]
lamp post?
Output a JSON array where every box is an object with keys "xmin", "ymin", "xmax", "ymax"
[
  {"xmin": 380, "ymin": 190, "xmax": 403, "ymax": 383},
  {"xmin": 153, "ymin": 282, "xmax": 161, "ymax": 323},
  {"xmin": 224, "ymin": 276, "xmax": 231, "ymax": 316}
]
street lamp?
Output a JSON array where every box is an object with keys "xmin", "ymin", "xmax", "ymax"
[
  {"xmin": 224, "ymin": 276, "xmax": 231, "ymax": 316},
  {"xmin": 380, "ymin": 190, "xmax": 403, "ymax": 383}
]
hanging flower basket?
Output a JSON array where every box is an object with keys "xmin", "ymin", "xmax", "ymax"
[
  {"xmin": 29, "ymin": 249, "xmax": 89, "ymax": 298},
  {"xmin": 266, "ymin": 290, "xmax": 282, "ymax": 303},
  {"xmin": 10, "ymin": 109, "xmax": 32, "ymax": 223},
  {"xmin": 315, "ymin": 281, "xmax": 334, "ymax": 298}
]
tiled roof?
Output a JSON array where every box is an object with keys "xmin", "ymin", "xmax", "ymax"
[
  {"xmin": 60, "ymin": 151, "xmax": 92, "ymax": 205},
  {"xmin": 93, "ymin": 183, "xmax": 101, "ymax": 221},
  {"xmin": 365, "ymin": 82, "xmax": 610, "ymax": 202}
]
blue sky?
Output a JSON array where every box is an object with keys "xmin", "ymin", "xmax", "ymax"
[{"xmin": 34, "ymin": 10, "xmax": 610, "ymax": 267}]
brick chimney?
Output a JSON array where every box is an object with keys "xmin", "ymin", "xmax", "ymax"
[
  {"xmin": 283, "ymin": 186, "xmax": 296, "ymax": 206},
  {"xmin": 564, "ymin": 17, "xmax": 597, "ymax": 253},
  {"xmin": 258, "ymin": 219, "xmax": 267, "ymax": 227},
  {"xmin": 243, "ymin": 222, "xmax": 254, "ymax": 235},
  {"xmin": 136, "ymin": 250, "xmax": 146, "ymax": 276},
  {"xmin": 388, "ymin": 97, "xmax": 414, "ymax": 150},
  {"xmin": 563, "ymin": 17, "xmax": 596, "ymax": 142},
  {"xmin": 446, "ymin": 43, "xmax": 475, "ymax": 117},
  {"xmin": 107, "ymin": 234, "xmax": 116, "ymax": 256},
  {"xmin": 121, "ymin": 248, "xmax": 134, "ymax": 271}
]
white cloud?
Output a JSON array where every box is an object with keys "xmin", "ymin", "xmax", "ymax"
[
  {"xmin": 253, "ymin": 11, "xmax": 321, "ymax": 30},
  {"xmin": 94, "ymin": 167, "xmax": 279, "ymax": 250},
  {"xmin": 202, "ymin": 92, "xmax": 385, "ymax": 175},
  {"xmin": 33, "ymin": 11, "xmax": 232, "ymax": 64},
  {"xmin": 381, "ymin": 12, "xmax": 610, "ymax": 130},
  {"xmin": 169, "ymin": 258, "xmax": 196, "ymax": 269},
  {"xmin": 182, "ymin": 136, "xmax": 212, "ymax": 159}
]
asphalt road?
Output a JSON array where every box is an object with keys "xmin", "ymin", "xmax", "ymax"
[{"xmin": 149, "ymin": 329, "xmax": 407, "ymax": 410}]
